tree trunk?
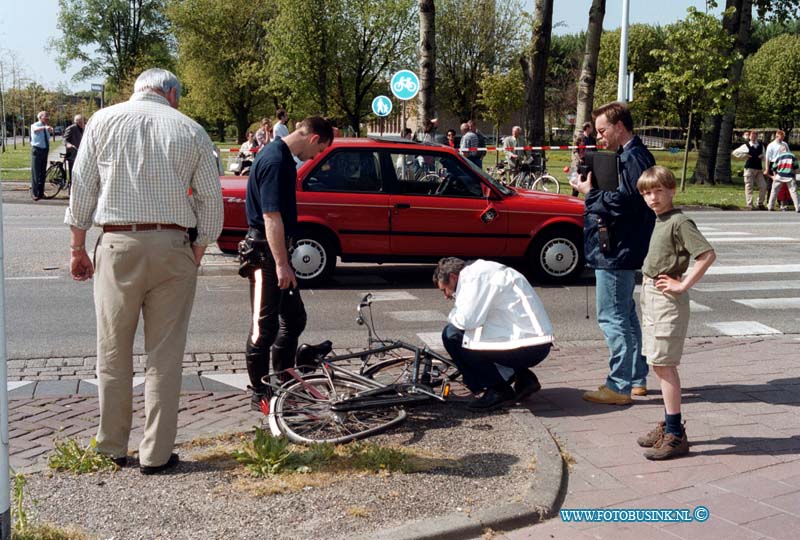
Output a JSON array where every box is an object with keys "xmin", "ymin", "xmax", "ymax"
[
  {"xmin": 418, "ymin": 0, "xmax": 435, "ymax": 129},
  {"xmin": 681, "ymin": 110, "xmax": 692, "ymax": 192},
  {"xmin": 692, "ymin": 114, "xmax": 721, "ymax": 185},
  {"xmin": 714, "ymin": 0, "xmax": 752, "ymax": 184},
  {"xmin": 575, "ymin": 0, "xmax": 606, "ymax": 139},
  {"xmin": 235, "ymin": 107, "xmax": 251, "ymax": 144},
  {"xmin": 216, "ymin": 119, "xmax": 226, "ymax": 142},
  {"xmin": 522, "ymin": 0, "xmax": 553, "ymax": 146}
]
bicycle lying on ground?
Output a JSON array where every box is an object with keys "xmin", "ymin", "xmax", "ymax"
[
  {"xmin": 43, "ymin": 153, "xmax": 71, "ymax": 199},
  {"xmin": 261, "ymin": 293, "xmax": 465, "ymax": 444}
]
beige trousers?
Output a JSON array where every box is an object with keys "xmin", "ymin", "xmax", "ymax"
[
  {"xmin": 93, "ymin": 230, "xmax": 198, "ymax": 467},
  {"xmin": 743, "ymin": 168, "xmax": 768, "ymax": 207}
]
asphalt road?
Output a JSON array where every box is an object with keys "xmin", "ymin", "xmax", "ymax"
[{"xmin": 3, "ymin": 201, "xmax": 799, "ymax": 359}]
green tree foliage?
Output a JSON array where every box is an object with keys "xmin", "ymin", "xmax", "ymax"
[
  {"xmin": 646, "ymin": 8, "xmax": 738, "ymax": 188},
  {"xmin": 268, "ymin": 0, "xmax": 338, "ymax": 119},
  {"xmin": 546, "ymin": 33, "xmax": 584, "ymax": 137},
  {"xmin": 436, "ymin": 0, "xmax": 525, "ymax": 122},
  {"xmin": 477, "ymin": 68, "xmax": 524, "ymax": 139},
  {"xmin": 740, "ymin": 34, "xmax": 800, "ymax": 132},
  {"xmin": 51, "ymin": 0, "xmax": 173, "ymax": 93},
  {"xmin": 268, "ymin": 0, "xmax": 414, "ymax": 134},
  {"xmin": 595, "ymin": 24, "xmax": 667, "ymax": 123},
  {"xmin": 168, "ymin": 0, "xmax": 275, "ymax": 142}
]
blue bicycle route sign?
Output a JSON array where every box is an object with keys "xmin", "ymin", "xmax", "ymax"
[
  {"xmin": 371, "ymin": 95, "xmax": 393, "ymax": 117},
  {"xmin": 390, "ymin": 70, "xmax": 420, "ymax": 101}
]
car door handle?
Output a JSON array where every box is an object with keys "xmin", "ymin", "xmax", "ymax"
[{"xmin": 394, "ymin": 203, "xmax": 411, "ymax": 209}]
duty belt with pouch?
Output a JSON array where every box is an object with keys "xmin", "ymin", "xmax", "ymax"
[{"xmin": 238, "ymin": 228, "xmax": 294, "ymax": 277}]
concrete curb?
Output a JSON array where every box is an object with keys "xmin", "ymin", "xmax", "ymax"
[{"xmin": 352, "ymin": 408, "xmax": 567, "ymax": 540}]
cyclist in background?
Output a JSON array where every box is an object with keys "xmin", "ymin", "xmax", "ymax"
[{"xmin": 434, "ymin": 257, "xmax": 553, "ymax": 411}]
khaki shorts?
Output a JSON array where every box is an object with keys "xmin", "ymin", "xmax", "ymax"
[{"xmin": 640, "ymin": 278, "xmax": 689, "ymax": 366}]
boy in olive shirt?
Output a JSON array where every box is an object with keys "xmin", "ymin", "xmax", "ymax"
[{"xmin": 636, "ymin": 166, "xmax": 716, "ymax": 460}]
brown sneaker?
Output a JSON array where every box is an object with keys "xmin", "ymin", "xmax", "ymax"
[
  {"xmin": 582, "ymin": 385, "xmax": 632, "ymax": 405},
  {"xmin": 637, "ymin": 421, "xmax": 665, "ymax": 447},
  {"xmin": 644, "ymin": 431, "xmax": 689, "ymax": 460},
  {"xmin": 632, "ymin": 386, "xmax": 647, "ymax": 397}
]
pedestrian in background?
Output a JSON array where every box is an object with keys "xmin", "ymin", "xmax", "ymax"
[
  {"xmin": 273, "ymin": 109, "xmax": 290, "ymax": 140},
  {"xmin": 768, "ymin": 143, "xmax": 799, "ymax": 212},
  {"xmin": 573, "ymin": 101, "xmax": 655, "ymax": 405},
  {"xmin": 66, "ymin": 68, "xmax": 223, "ymax": 474},
  {"xmin": 636, "ymin": 166, "xmax": 716, "ymax": 460},
  {"xmin": 255, "ymin": 117, "xmax": 272, "ymax": 147},
  {"xmin": 459, "ymin": 122, "xmax": 481, "ymax": 167},
  {"xmin": 739, "ymin": 130, "xmax": 768, "ymax": 210},
  {"xmin": 63, "ymin": 114, "xmax": 85, "ymax": 179},
  {"xmin": 30, "ymin": 110, "xmax": 53, "ymax": 200}
]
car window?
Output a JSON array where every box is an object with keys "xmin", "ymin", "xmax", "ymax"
[
  {"xmin": 304, "ymin": 150, "xmax": 382, "ymax": 193},
  {"xmin": 389, "ymin": 152, "xmax": 485, "ymax": 198}
]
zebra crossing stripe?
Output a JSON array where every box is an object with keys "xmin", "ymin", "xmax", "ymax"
[
  {"xmin": 695, "ymin": 280, "xmax": 800, "ymax": 292},
  {"xmin": 388, "ymin": 310, "xmax": 446, "ymax": 322},
  {"xmin": 706, "ymin": 264, "xmax": 800, "ymax": 275},
  {"xmin": 732, "ymin": 298, "xmax": 800, "ymax": 310},
  {"xmin": 690, "ymin": 301, "xmax": 711, "ymax": 312},
  {"xmin": 705, "ymin": 321, "xmax": 782, "ymax": 336},
  {"xmin": 416, "ymin": 332, "xmax": 445, "ymax": 350}
]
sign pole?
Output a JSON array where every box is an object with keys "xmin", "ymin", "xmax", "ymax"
[{"xmin": 0, "ymin": 186, "xmax": 10, "ymax": 540}]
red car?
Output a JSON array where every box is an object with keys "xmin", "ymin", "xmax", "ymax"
[{"xmin": 218, "ymin": 138, "xmax": 585, "ymax": 285}]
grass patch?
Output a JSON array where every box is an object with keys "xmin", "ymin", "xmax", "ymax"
[
  {"xmin": 346, "ymin": 506, "xmax": 370, "ymax": 518},
  {"xmin": 47, "ymin": 437, "xmax": 119, "ymax": 474}
]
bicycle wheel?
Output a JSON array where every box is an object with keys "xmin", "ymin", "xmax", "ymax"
[
  {"xmin": 43, "ymin": 163, "xmax": 65, "ymax": 199},
  {"xmin": 363, "ymin": 353, "xmax": 470, "ymax": 397},
  {"xmin": 270, "ymin": 375, "xmax": 406, "ymax": 444},
  {"xmin": 531, "ymin": 174, "xmax": 560, "ymax": 194},
  {"xmin": 513, "ymin": 172, "xmax": 533, "ymax": 189}
]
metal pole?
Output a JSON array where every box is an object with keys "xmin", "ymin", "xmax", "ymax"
[
  {"xmin": 617, "ymin": 0, "xmax": 630, "ymax": 102},
  {"xmin": 0, "ymin": 186, "xmax": 11, "ymax": 539}
]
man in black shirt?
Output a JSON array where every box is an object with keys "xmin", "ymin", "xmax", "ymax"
[
  {"xmin": 240, "ymin": 116, "xmax": 334, "ymax": 411},
  {"xmin": 743, "ymin": 130, "xmax": 768, "ymax": 210},
  {"xmin": 63, "ymin": 114, "xmax": 85, "ymax": 178}
]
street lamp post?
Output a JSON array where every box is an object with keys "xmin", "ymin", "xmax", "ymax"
[{"xmin": 617, "ymin": 0, "xmax": 630, "ymax": 102}]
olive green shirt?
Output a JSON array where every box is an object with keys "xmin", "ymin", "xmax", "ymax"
[{"xmin": 642, "ymin": 209, "xmax": 713, "ymax": 279}]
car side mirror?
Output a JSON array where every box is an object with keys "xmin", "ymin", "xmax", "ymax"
[{"xmin": 480, "ymin": 207, "xmax": 498, "ymax": 223}]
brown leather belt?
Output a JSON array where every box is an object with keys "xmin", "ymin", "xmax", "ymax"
[{"xmin": 102, "ymin": 223, "xmax": 187, "ymax": 233}]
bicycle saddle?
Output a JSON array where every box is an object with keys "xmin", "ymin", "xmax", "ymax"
[{"xmin": 295, "ymin": 340, "xmax": 333, "ymax": 372}]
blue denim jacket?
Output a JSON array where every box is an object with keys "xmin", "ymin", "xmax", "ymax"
[{"xmin": 583, "ymin": 135, "xmax": 655, "ymax": 270}]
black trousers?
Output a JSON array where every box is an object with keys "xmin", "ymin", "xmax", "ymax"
[
  {"xmin": 31, "ymin": 146, "xmax": 48, "ymax": 198},
  {"xmin": 244, "ymin": 231, "xmax": 306, "ymax": 390}
]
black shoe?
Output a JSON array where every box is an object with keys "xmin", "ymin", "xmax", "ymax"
[
  {"xmin": 112, "ymin": 456, "xmax": 128, "ymax": 467},
  {"xmin": 513, "ymin": 370, "xmax": 542, "ymax": 401},
  {"xmin": 139, "ymin": 453, "xmax": 179, "ymax": 475},
  {"xmin": 467, "ymin": 385, "xmax": 515, "ymax": 411}
]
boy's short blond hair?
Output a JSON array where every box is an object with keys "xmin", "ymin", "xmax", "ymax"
[{"xmin": 637, "ymin": 165, "xmax": 677, "ymax": 192}]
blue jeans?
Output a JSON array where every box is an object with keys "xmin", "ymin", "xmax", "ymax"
[
  {"xmin": 595, "ymin": 269, "xmax": 648, "ymax": 395},
  {"xmin": 441, "ymin": 324, "xmax": 551, "ymax": 393}
]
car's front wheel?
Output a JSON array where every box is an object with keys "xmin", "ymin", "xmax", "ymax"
[
  {"xmin": 527, "ymin": 226, "xmax": 584, "ymax": 284},
  {"xmin": 290, "ymin": 228, "xmax": 338, "ymax": 286}
]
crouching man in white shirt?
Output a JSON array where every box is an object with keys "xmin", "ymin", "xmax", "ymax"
[{"xmin": 434, "ymin": 257, "xmax": 554, "ymax": 411}]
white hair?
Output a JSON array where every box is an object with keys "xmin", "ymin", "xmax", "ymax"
[
  {"xmin": 37, "ymin": 111, "xmax": 48, "ymax": 120},
  {"xmin": 134, "ymin": 68, "xmax": 181, "ymax": 99}
]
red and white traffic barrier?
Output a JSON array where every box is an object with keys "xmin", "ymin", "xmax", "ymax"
[{"xmin": 462, "ymin": 145, "xmax": 599, "ymax": 152}]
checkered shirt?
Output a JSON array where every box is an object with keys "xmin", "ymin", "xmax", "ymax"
[{"xmin": 65, "ymin": 92, "xmax": 223, "ymax": 246}]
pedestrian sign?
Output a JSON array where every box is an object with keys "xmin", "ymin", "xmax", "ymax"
[
  {"xmin": 372, "ymin": 95, "xmax": 393, "ymax": 117},
  {"xmin": 390, "ymin": 70, "xmax": 420, "ymax": 101}
]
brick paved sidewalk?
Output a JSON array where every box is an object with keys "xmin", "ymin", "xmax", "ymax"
[
  {"xmin": 489, "ymin": 335, "xmax": 800, "ymax": 540},
  {"xmin": 9, "ymin": 335, "xmax": 800, "ymax": 540}
]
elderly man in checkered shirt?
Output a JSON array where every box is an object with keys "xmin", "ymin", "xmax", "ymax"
[{"xmin": 65, "ymin": 68, "xmax": 223, "ymax": 475}]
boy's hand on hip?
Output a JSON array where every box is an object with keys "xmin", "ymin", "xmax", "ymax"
[{"xmin": 655, "ymin": 275, "xmax": 684, "ymax": 295}]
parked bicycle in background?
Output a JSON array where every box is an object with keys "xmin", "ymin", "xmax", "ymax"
[{"xmin": 42, "ymin": 153, "xmax": 72, "ymax": 199}]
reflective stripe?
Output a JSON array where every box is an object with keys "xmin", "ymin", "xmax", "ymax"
[{"xmin": 250, "ymin": 269, "xmax": 262, "ymax": 344}]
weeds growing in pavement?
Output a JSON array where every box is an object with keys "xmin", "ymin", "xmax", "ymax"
[
  {"xmin": 231, "ymin": 427, "xmax": 335, "ymax": 476},
  {"xmin": 346, "ymin": 442, "xmax": 415, "ymax": 473},
  {"xmin": 47, "ymin": 437, "xmax": 119, "ymax": 474}
]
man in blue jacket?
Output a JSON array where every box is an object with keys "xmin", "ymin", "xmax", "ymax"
[{"xmin": 571, "ymin": 101, "xmax": 655, "ymax": 405}]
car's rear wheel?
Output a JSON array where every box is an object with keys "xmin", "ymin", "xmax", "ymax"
[
  {"xmin": 291, "ymin": 228, "xmax": 338, "ymax": 286},
  {"xmin": 527, "ymin": 226, "xmax": 584, "ymax": 284}
]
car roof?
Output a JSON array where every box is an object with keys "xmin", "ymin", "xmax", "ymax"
[{"xmin": 328, "ymin": 137, "xmax": 449, "ymax": 150}]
